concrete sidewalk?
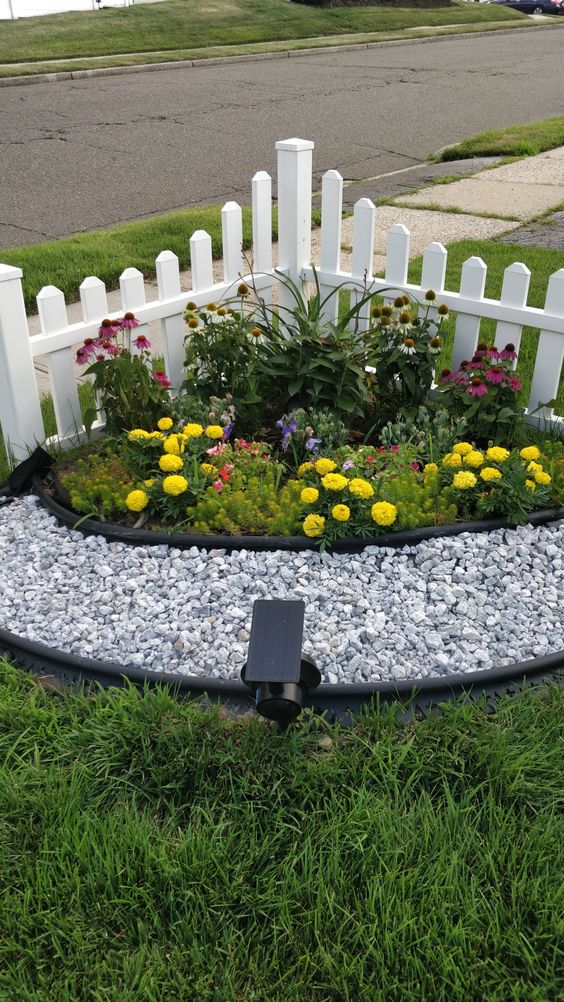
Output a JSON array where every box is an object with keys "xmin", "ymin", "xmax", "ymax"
[{"xmin": 31, "ymin": 147, "xmax": 564, "ymax": 395}]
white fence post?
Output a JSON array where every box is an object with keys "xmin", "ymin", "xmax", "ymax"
[
  {"xmin": 156, "ymin": 251, "xmax": 185, "ymax": 393},
  {"xmin": 119, "ymin": 267, "xmax": 148, "ymax": 356},
  {"xmin": 384, "ymin": 224, "xmax": 410, "ymax": 290},
  {"xmin": 494, "ymin": 262, "xmax": 531, "ymax": 368},
  {"xmin": 276, "ymin": 138, "xmax": 314, "ymax": 322},
  {"xmin": 319, "ymin": 169, "xmax": 343, "ymax": 325},
  {"xmin": 0, "ymin": 265, "xmax": 44, "ymax": 464},
  {"xmin": 190, "ymin": 230, "xmax": 214, "ymax": 293},
  {"xmin": 221, "ymin": 201, "xmax": 244, "ymax": 289},
  {"xmin": 350, "ymin": 197, "xmax": 375, "ymax": 337},
  {"xmin": 451, "ymin": 257, "xmax": 487, "ymax": 371},
  {"xmin": 37, "ymin": 286, "xmax": 84, "ymax": 444},
  {"xmin": 527, "ymin": 268, "xmax": 564, "ymax": 422},
  {"xmin": 252, "ymin": 170, "xmax": 273, "ymax": 309}
]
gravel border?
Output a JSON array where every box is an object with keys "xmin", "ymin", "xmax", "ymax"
[{"xmin": 1, "ymin": 496, "xmax": 562, "ymax": 686}]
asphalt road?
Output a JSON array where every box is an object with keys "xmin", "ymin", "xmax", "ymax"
[{"xmin": 1, "ymin": 25, "xmax": 563, "ymax": 248}]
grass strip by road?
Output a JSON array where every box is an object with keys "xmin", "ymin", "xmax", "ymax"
[
  {"xmin": 0, "ymin": 205, "xmax": 278, "ymax": 315},
  {"xmin": 0, "ymin": 658, "xmax": 562, "ymax": 1002},
  {"xmin": 436, "ymin": 116, "xmax": 564, "ymax": 161},
  {"xmin": 0, "ymin": 0, "xmax": 525, "ymax": 71}
]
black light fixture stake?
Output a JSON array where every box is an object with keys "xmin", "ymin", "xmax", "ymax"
[{"xmin": 241, "ymin": 600, "xmax": 321, "ymax": 726}]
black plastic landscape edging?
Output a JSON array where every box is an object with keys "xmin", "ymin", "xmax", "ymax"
[
  {"xmin": 33, "ymin": 479, "xmax": 564, "ymax": 553},
  {"xmin": 0, "ymin": 626, "xmax": 562, "ymax": 721}
]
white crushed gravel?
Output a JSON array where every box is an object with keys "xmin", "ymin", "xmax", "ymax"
[{"xmin": 0, "ymin": 496, "xmax": 562, "ymax": 683}]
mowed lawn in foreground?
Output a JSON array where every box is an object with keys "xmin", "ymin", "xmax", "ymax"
[
  {"xmin": 0, "ymin": 659, "xmax": 562, "ymax": 1001},
  {"xmin": 0, "ymin": 0, "xmax": 524, "ymax": 65}
]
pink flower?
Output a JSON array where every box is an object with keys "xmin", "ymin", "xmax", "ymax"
[
  {"xmin": 153, "ymin": 370, "xmax": 171, "ymax": 388},
  {"xmin": 507, "ymin": 375, "xmax": 522, "ymax": 392},
  {"xmin": 120, "ymin": 312, "xmax": 140, "ymax": 330},
  {"xmin": 342, "ymin": 460, "xmax": 354, "ymax": 471},
  {"xmin": 411, "ymin": 461, "xmax": 421, "ymax": 471},
  {"xmin": 485, "ymin": 367, "xmax": 505, "ymax": 384},
  {"xmin": 218, "ymin": 463, "xmax": 233, "ymax": 482},
  {"xmin": 133, "ymin": 334, "xmax": 151, "ymax": 350},
  {"xmin": 105, "ymin": 343, "xmax": 122, "ymax": 357},
  {"xmin": 95, "ymin": 353, "xmax": 105, "ymax": 362},
  {"xmin": 390, "ymin": 445, "xmax": 400, "ymax": 452},
  {"xmin": 206, "ymin": 444, "xmax": 226, "ymax": 456},
  {"xmin": 98, "ymin": 319, "xmax": 119, "ymax": 339},
  {"xmin": 76, "ymin": 347, "xmax": 89, "ymax": 365},
  {"xmin": 466, "ymin": 382, "xmax": 488, "ymax": 397},
  {"xmin": 499, "ymin": 343, "xmax": 518, "ymax": 361},
  {"xmin": 485, "ymin": 348, "xmax": 501, "ymax": 359},
  {"xmin": 212, "ymin": 480, "xmax": 223, "ymax": 492}
]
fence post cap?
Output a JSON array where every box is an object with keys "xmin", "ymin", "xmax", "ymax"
[
  {"xmin": 0, "ymin": 263, "xmax": 23, "ymax": 282},
  {"xmin": 275, "ymin": 138, "xmax": 315, "ymax": 152}
]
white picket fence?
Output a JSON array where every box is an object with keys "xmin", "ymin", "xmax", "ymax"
[{"xmin": 1, "ymin": 136, "xmax": 563, "ymax": 466}]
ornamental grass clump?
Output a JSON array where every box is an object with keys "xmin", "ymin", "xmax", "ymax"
[
  {"xmin": 60, "ymin": 448, "xmax": 136, "ymax": 520},
  {"xmin": 75, "ymin": 313, "xmax": 172, "ymax": 435},
  {"xmin": 437, "ymin": 342, "xmax": 524, "ymax": 445}
]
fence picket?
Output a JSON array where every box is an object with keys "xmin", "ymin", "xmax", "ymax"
[
  {"xmin": 222, "ymin": 201, "xmax": 244, "ymax": 288},
  {"xmin": 451, "ymin": 257, "xmax": 488, "ymax": 371},
  {"xmin": 0, "ymin": 265, "xmax": 44, "ymax": 462},
  {"xmin": 494, "ymin": 262, "xmax": 530, "ymax": 370},
  {"xmin": 350, "ymin": 197, "xmax": 375, "ymax": 336},
  {"xmin": 79, "ymin": 276, "xmax": 108, "ymax": 322},
  {"xmin": 276, "ymin": 138, "xmax": 314, "ymax": 324},
  {"xmin": 37, "ymin": 285, "xmax": 84, "ymax": 443},
  {"xmin": 319, "ymin": 170, "xmax": 343, "ymax": 324},
  {"xmin": 156, "ymin": 250, "xmax": 184, "ymax": 393},
  {"xmin": 190, "ymin": 230, "xmax": 214, "ymax": 293},
  {"xmin": 119, "ymin": 267, "xmax": 149, "ymax": 357},
  {"xmin": 252, "ymin": 170, "xmax": 273, "ymax": 308},
  {"xmin": 384, "ymin": 224, "xmax": 410, "ymax": 289},
  {"xmin": 527, "ymin": 268, "xmax": 564, "ymax": 422}
]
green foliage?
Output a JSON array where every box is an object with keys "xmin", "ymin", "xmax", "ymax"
[
  {"xmin": 437, "ymin": 115, "xmax": 564, "ymax": 162},
  {"xmin": 257, "ymin": 271, "xmax": 374, "ymax": 421},
  {"xmin": 59, "ymin": 446, "xmax": 134, "ymax": 519},
  {"xmin": 182, "ymin": 298, "xmax": 267, "ymax": 433},
  {"xmin": 365, "ymin": 291, "xmax": 451, "ymax": 426},
  {"xmin": 189, "ymin": 469, "xmax": 303, "ymax": 536},
  {"xmin": 275, "ymin": 406, "xmax": 348, "ymax": 466},
  {"xmin": 378, "ymin": 404, "xmax": 469, "ymax": 462},
  {"xmin": 473, "ymin": 455, "xmax": 553, "ymax": 524},
  {"xmin": 378, "ymin": 467, "xmax": 457, "ymax": 530}
]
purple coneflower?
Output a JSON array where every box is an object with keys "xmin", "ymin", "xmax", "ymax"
[
  {"xmin": 499, "ymin": 342, "xmax": 517, "ymax": 361},
  {"xmin": 121, "ymin": 312, "xmax": 140, "ymax": 330},
  {"xmin": 133, "ymin": 334, "xmax": 151, "ymax": 350},
  {"xmin": 485, "ymin": 366, "xmax": 505, "ymax": 384},
  {"xmin": 154, "ymin": 370, "xmax": 171, "ymax": 388},
  {"xmin": 507, "ymin": 375, "xmax": 522, "ymax": 392},
  {"xmin": 466, "ymin": 379, "xmax": 488, "ymax": 397},
  {"xmin": 98, "ymin": 318, "xmax": 119, "ymax": 339}
]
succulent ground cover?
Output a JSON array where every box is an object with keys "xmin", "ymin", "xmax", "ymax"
[{"xmin": 55, "ymin": 275, "xmax": 564, "ymax": 546}]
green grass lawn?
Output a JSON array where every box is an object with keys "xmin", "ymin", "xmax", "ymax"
[
  {"xmin": 0, "ymin": 658, "xmax": 562, "ymax": 1001},
  {"xmin": 0, "ymin": 0, "xmax": 524, "ymax": 68},
  {"xmin": 436, "ymin": 116, "xmax": 564, "ymax": 161}
]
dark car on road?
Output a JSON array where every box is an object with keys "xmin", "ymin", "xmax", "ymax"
[{"xmin": 489, "ymin": 0, "xmax": 564, "ymax": 12}]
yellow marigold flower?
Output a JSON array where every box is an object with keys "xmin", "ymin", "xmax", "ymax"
[
  {"xmin": 331, "ymin": 504, "xmax": 350, "ymax": 522},
  {"xmin": 162, "ymin": 475, "xmax": 188, "ymax": 496},
  {"xmin": 321, "ymin": 473, "xmax": 348, "ymax": 491},
  {"xmin": 486, "ymin": 446, "xmax": 510, "ymax": 463},
  {"xmin": 157, "ymin": 417, "xmax": 173, "ymax": 431},
  {"xmin": 480, "ymin": 467, "xmax": 502, "ymax": 482},
  {"xmin": 534, "ymin": 470, "xmax": 551, "ymax": 485},
  {"xmin": 452, "ymin": 442, "xmax": 473, "ymax": 456},
  {"xmin": 464, "ymin": 450, "xmax": 484, "ymax": 468},
  {"xmin": 205, "ymin": 424, "xmax": 224, "ymax": 439},
  {"xmin": 125, "ymin": 489, "xmax": 149, "ymax": 512},
  {"xmin": 315, "ymin": 458, "xmax": 337, "ymax": 475},
  {"xmin": 443, "ymin": 453, "xmax": 462, "ymax": 468},
  {"xmin": 184, "ymin": 423, "xmax": 204, "ymax": 438},
  {"xmin": 300, "ymin": 487, "xmax": 319, "ymax": 504},
  {"xmin": 520, "ymin": 446, "xmax": 541, "ymax": 462},
  {"xmin": 127, "ymin": 428, "xmax": 150, "ymax": 441},
  {"xmin": 159, "ymin": 454, "xmax": 183, "ymax": 473},
  {"xmin": 452, "ymin": 471, "xmax": 477, "ymax": 490},
  {"xmin": 163, "ymin": 434, "xmax": 184, "ymax": 456},
  {"xmin": 423, "ymin": 463, "xmax": 439, "ymax": 474},
  {"xmin": 298, "ymin": 461, "xmax": 314, "ymax": 477},
  {"xmin": 371, "ymin": 501, "xmax": 397, "ymax": 527},
  {"xmin": 303, "ymin": 513, "xmax": 325, "ymax": 538},
  {"xmin": 148, "ymin": 431, "xmax": 165, "ymax": 440},
  {"xmin": 200, "ymin": 463, "xmax": 215, "ymax": 476},
  {"xmin": 527, "ymin": 461, "xmax": 543, "ymax": 474},
  {"xmin": 143, "ymin": 479, "xmax": 154, "ymax": 487},
  {"xmin": 348, "ymin": 477, "xmax": 374, "ymax": 499},
  {"xmin": 525, "ymin": 479, "xmax": 536, "ymax": 491}
]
